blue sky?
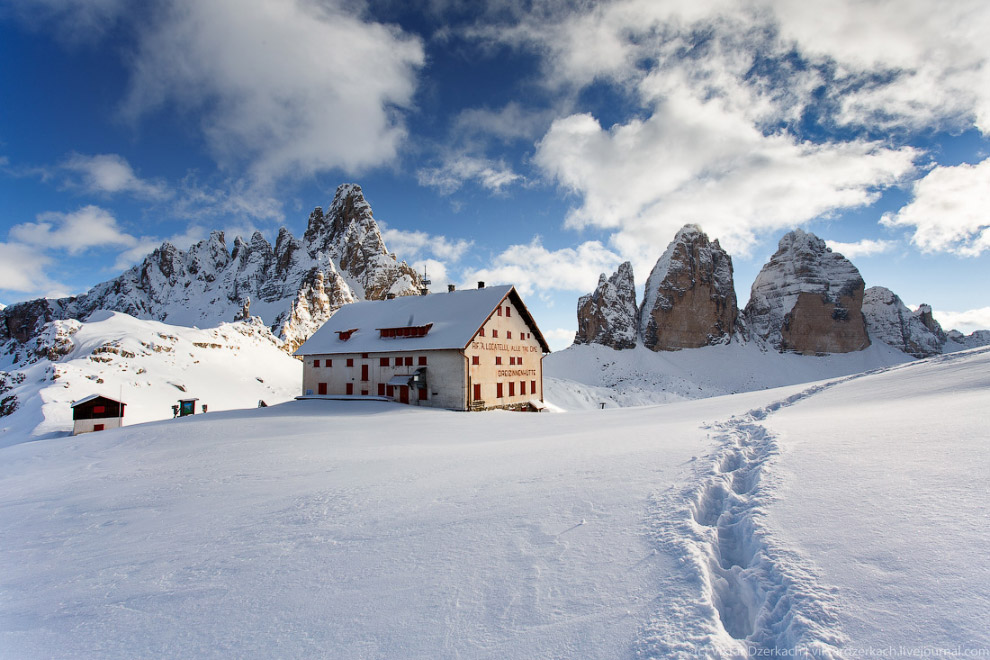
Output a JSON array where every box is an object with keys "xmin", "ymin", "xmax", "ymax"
[{"xmin": 2, "ymin": 0, "xmax": 990, "ymax": 350}]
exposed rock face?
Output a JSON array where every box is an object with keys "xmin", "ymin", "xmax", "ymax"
[
  {"xmin": 862, "ymin": 287, "xmax": 943, "ymax": 358},
  {"xmin": 946, "ymin": 329, "xmax": 990, "ymax": 348},
  {"xmin": 744, "ymin": 230, "xmax": 870, "ymax": 355},
  {"xmin": 914, "ymin": 304, "xmax": 948, "ymax": 345},
  {"xmin": 574, "ymin": 262, "xmax": 638, "ymax": 349},
  {"xmin": 639, "ymin": 225, "xmax": 737, "ymax": 351},
  {"xmin": 0, "ymin": 184, "xmax": 418, "ymax": 355}
]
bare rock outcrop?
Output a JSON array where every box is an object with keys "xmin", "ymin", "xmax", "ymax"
[
  {"xmin": 639, "ymin": 225, "xmax": 737, "ymax": 351},
  {"xmin": 574, "ymin": 262, "xmax": 638, "ymax": 349},
  {"xmin": 744, "ymin": 230, "xmax": 869, "ymax": 355}
]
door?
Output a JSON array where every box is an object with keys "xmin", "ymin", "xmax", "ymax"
[
  {"xmin": 318, "ymin": 382, "xmax": 327, "ymax": 395},
  {"xmin": 399, "ymin": 386, "xmax": 409, "ymax": 404}
]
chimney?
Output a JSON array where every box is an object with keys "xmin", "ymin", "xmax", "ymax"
[
  {"xmin": 477, "ymin": 281, "xmax": 485, "ymax": 289},
  {"xmin": 448, "ymin": 284, "xmax": 456, "ymax": 293}
]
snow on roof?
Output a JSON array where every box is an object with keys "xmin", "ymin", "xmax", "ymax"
[
  {"xmin": 71, "ymin": 394, "xmax": 125, "ymax": 407},
  {"xmin": 295, "ymin": 285, "xmax": 549, "ymax": 355}
]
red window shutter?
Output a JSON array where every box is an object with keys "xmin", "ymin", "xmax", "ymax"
[
  {"xmin": 495, "ymin": 356, "xmax": 502, "ymax": 365},
  {"xmin": 497, "ymin": 307, "xmax": 502, "ymax": 316},
  {"xmin": 346, "ymin": 358, "xmax": 354, "ymax": 367},
  {"xmin": 94, "ymin": 424, "xmax": 105, "ymax": 432},
  {"xmin": 361, "ymin": 364, "xmax": 369, "ymax": 381},
  {"xmin": 508, "ymin": 382, "xmax": 515, "ymax": 397},
  {"xmin": 93, "ymin": 405, "xmax": 105, "ymax": 414},
  {"xmin": 472, "ymin": 355, "xmax": 479, "ymax": 366},
  {"xmin": 518, "ymin": 357, "xmax": 523, "ymax": 365},
  {"xmin": 314, "ymin": 359, "xmax": 320, "ymax": 368},
  {"xmin": 346, "ymin": 383, "xmax": 353, "ymax": 395},
  {"xmin": 380, "ymin": 357, "xmax": 389, "ymax": 367},
  {"xmin": 507, "ymin": 331, "xmax": 512, "ymax": 339},
  {"xmin": 473, "ymin": 384, "xmax": 481, "ymax": 400},
  {"xmin": 497, "ymin": 383, "xmax": 503, "ymax": 398},
  {"xmin": 492, "ymin": 329, "xmax": 498, "ymax": 338},
  {"xmin": 361, "ymin": 389, "xmax": 369, "ymax": 396},
  {"xmin": 509, "ymin": 357, "xmax": 515, "ymax": 365},
  {"xmin": 362, "ymin": 353, "xmax": 369, "ymax": 359},
  {"xmin": 328, "ymin": 359, "xmax": 332, "ymax": 367},
  {"xmin": 531, "ymin": 380, "xmax": 536, "ymax": 394},
  {"xmin": 404, "ymin": 356, "xmax": 413, "ymax": 366},
  {"xmin": 418, "ymin": 387, "xmax": 427, "ymax": 401},
  {"xmin": 318, "ymin": 383, "xmax": 327, "ymax": 395},
  {"xmin": 378, "ymin": 383, "xmax": 385, "ymax": 396},
  {"xmin": 418, "ymin": 356, "xmax": 427, "ymax": 366},
  {"xmin": 387, "ymin": 385, "xmax": 394, "ymax": 397},
  {"xmin": 395, "ymin": 357, "xmax": 402, "ymax": 367},
  {"xmin": 506, "ymin": 306, "xmax": 511, "ymax": 317},
  {"xmin": 479, "ymin": 328, "xmax": 485, "ymax": 337},
  {"xmin": 521, "ymin": 381, "xmax": 527, "ymax": 395}
]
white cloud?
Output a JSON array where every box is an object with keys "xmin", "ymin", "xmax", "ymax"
[
  {"xmin": 380, "ymin": 227, "xmax": 473, "ymax": 263},
  {"xmin": 462, "ymin": 238, "xmax": 621, "ymax": 298},
  {"xmin": 880, "ymin": 159, "xmax": 990, "ymax": 256},
  {"xmin": 0, "ymin": 242, "xmax": 58, "ymax": 295},
  {"xmin": 451, "ymin": 102, "xmax": 550, "ymax": 143},
  {"xmin": 9, "ymin": 205, "xmax": 139, "ymax": 255},
  {"xmin": 933, "ymin": 306, "xmax": 990, "ymax": 334},
  {"xmin": 61, "ymin": 153, "xmax": 169, "ymax": 199},
  {"xmin": 825, "ymin": 238, "xmax": 897, "ymax": 260},
  {"xmin": 542, "ymin": 327, "xmax": 578, "ymax": 350},
  {"xmin": 121, "ymin": 0, "xmax": 424, "ymax": 183},
  {"xmin": 535, "ymin": 102, "xmax": 918, "ymax": 259},
  {"xmin": 417, "ymin": 154, "xmax": 524, "ymax": 195}
]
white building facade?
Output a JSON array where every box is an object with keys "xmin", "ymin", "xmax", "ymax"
[{"xmin": 294, "ymin": 285, "xmax": 550, "ymax": 411}]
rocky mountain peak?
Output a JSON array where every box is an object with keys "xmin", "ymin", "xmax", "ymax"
[
  {"xmin": 744, "ymin": 230, "xmax": 869, "ymax": 354},
  {"xmin": 574, "ymin": 261, "xmax": 638, "ymax": 349},
  {"xmin": 639, "ymin": 224, "xmax": 737, "ymax": 351},
  {"xmin": 914, "ymin": 304, "xmax": 948, "ymax": 344},
  {"xmin": 862, "ymin": 286, "xmax": 943, "ymax": 358}
]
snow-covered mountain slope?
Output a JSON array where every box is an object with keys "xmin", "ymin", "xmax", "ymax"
[
  {"xmin": 2, "ymin": 348, "xmax": 987, "ymax": 658},
  {"xmin": 0, "ymin": 311, "xmax": 301, "ymax": 445},
  {"xmin": 543, "ymin": 341, "xmax": 912, "ymax": 410},
  {"xmin": 0, "ymin": 184, "xmax": 419, "ymax": 354}
]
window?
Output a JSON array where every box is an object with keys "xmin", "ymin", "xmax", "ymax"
[
  {"xmin": 495, "ymin": 356, "xmax": 502, "ymax": 365},
  {"xmin": 521, "ymin": 381, "xmax": 527, "ymax": 395},
  {"xmin": 518, "ymin": 357, "xmax": 523, "ymax": 365},
  {"xmin": 380, "ymin": 357, "xmax": 390, "ymax": 367},
  {"xmin": 346, "ymin": 358, "xmax": 354, "ymax": 367},
  {"xmin": 507, "ymin": 331, "xmax": 512, "ymax": 339},
  {"xmin": 497, "ymin": 307, "xmax": 502, "ymax": 316},
  {"xmin": 418, "ymin": 388, "xmax": 427, "ymax": 401},
  {"xmin": 404, "ymin": 356, "xmax": 413, "ymax": 367},
  {"xmin": 508, "ymin": 382, "xmax": 515, "ymax": 397},
  {"xmin": 318, "ymin": 383, "xmax": 327, "ymax": 395},
  {"xmin": 472, "ymin": 355, "xmax": 479, "ymax": 366},
  {"xmin": 94, "ymin": 424, "xmax": 105, "ymax": 432},
  {"xmin": 361, "ymin": 389, "xmax": 369, "ymax": 396},
  {"xmin": 362, "ymin": 353, "xmax": 369, "ymax": 359},
  {"xmin": 506, "ymin": 306, "xmax": 511, "ymax": 317},
  {"xmin": 496, "ymin": 383, "xmax": 503, "ymax": 398},
  {"xmin": 479, "ymin": 328, "xmax": 485, "ymax": 337},
  {"xmin": 93, "ymin": 405, "xmax": 105, "ymax": 414},
  {"xmin": 346, "ymin": 383, "xmax": 354, "ymax": 395},
  {"xmin": 378, "ymin": 383, "xmax": 386, "ymax": 396},
  {"xmin": 473, "ymin": 384, "xmax": 482, "ymax": 400},
  {"xmin": 327, "ymin": 359, "xmax": 332, "ymax": 367},
  {"xmin": 492, "ymin": 329, "xmax": 498, "ymax": 338},
  {"xmin": 361, "ymin": 364, "xmax": 369, "ymax": 381},
  {"xmin": 387, "ymin": 385, "xmax": 394, "ymax": 397},
  {"xmin": 395, "ymin": 357, "xmax": 402, "ymax": 367},
  {"xmin": 313, "ymin": 360, "xmax": 320, "ymax": 368},
  {"xmin": 531, "ymin": 380, "xmax": 536, "ymax": 394},
  {"xmin": 418, "ymin": 356, "xmax": 427, "ymax": 366},
  {"xmin": 378, "ymin": 324, "xmax": 433, "ymax": 339}
]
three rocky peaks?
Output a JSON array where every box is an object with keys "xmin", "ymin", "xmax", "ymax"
[
  {"xmin": 575, "ymin": 225, "xmax": 971, "ymax": 357},
  {"xmin": 0, "ymin": 184, "xmax": 420, "ymax": 358}
]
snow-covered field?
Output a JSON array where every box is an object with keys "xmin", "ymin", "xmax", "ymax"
[
  {"xmin": 0, "ymin": 312, "xmax": 301, "ymax": 446},
  {"xmin": 543, "ymin": 341, "xmax": 914, "ymax": 410},
  {"xmin": 2, "ymin": 346, "xmax": 987, "ymax": 658}
]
